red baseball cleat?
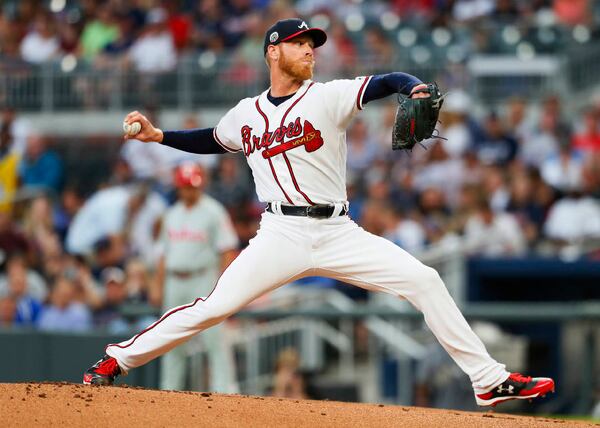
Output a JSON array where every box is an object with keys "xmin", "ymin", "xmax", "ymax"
[
  {"xmin": 83, "ymin": 355, "xmax": 121, "ymax": 385},
  {"xmin": 476, "ymin": 373, "xmax": 555, "ymax": 407}
]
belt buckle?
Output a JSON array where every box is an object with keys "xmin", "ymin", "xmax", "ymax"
[{"xmin": 307, "ymin": 205, "xmax": 328, "ymax": 219}]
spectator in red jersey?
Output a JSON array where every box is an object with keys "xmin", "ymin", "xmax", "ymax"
[
  {"xmin": 392, "ymin": 0, "xmax": 436, "ymax": 20},
  {"xmin": 553, "ymin": 0, "xmax": 591, "ymax": 26},
  {"xmin": 164, "ymin": 0, "xmax": 192, "ymax": 51},
  {"xmin": 57, "ymin": 20, "xmax": 80, "ymax": 55},
  {"xmin": 572, "ymin": 109, "xmax": 600, "ymax": 153},
  {"xmin": 0, "ymin": 212, "xmax": 33, "ymax": 267}
]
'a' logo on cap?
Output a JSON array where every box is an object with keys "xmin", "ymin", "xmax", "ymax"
[
  {"xmin": 270, "ymin": 32, "xmax": 279, "ymax": 43},
  {"xmin": 298, "ymin": 21, "xmax": 309, "ymax": 30}
]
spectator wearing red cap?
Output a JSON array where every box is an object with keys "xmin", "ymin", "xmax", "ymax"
[{"xmin": 152, "ymin": 162, "xmax": 239, "ymax": 393}]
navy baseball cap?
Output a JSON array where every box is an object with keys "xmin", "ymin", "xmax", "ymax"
[{"xmin": 263, "ymin": 18, "xmax": 327, "ymax": 56}]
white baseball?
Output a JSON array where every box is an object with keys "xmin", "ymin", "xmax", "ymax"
[{"xmin": 123, "ymin": 121, "xmax": 142, "ymax": 136}]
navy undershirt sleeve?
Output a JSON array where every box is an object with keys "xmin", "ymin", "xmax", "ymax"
[
  {"xmin": 160, "ymin": 127, "xmax": 227, "ymax": 154},
  {"xmin": 363, "ymin": 72, "xmax": 423, "ymax": 105}
]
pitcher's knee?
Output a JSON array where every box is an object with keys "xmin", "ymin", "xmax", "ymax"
[
  {"xmin": 195, "ymin": 298, "xmax": 237, "ymax": 324},
  {"xmin": 413, "ymin": 265, "xmax": 445, "ymax": 292}
]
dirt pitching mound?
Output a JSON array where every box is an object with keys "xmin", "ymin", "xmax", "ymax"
[{"xmin": 1, "ymin": 383, "xmax": 595, "ymax": 427}]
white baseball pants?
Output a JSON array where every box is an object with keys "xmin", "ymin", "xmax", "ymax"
[
  {"xmin": 160, "ymin": 271, "xmax": 237, "ymax": 393},
  {"xmin": 106, "ymin": 211, "xmax": 509, "ymax": 394}
]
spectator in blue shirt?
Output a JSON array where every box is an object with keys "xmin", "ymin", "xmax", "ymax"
[
  {"xmin": 18, "ymin": 133, "xmax": 63, "ymax": 194},
  {"xmin": 37, "ymin": 276, "xmax": 92, "ymax": 332},
  {"xmin": 5, "ymin": 259, "xmax": 42, "ymax": 326}
]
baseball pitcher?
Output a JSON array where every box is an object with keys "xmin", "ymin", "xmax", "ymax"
[{"xmin": 84, "ymin": 18, "xmax": 554, "ymax": 407}]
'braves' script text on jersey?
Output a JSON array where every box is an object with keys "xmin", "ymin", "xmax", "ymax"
[{"xmin": 214, "ymin": 77, "xmax": 372, "ymax": 205}]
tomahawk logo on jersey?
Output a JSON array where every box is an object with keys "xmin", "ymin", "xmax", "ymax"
[
  {"xmin": 213, "ymin": 77, "xmax": 372, "ymax": 206},
  {"xmin": 240, "ymin": 117, "xmax": 324, "ymax": 159}
]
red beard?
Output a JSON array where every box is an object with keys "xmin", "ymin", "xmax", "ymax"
[{"xmin": 279, "ymin": 51, "xmax": 314, "ymax": 81}]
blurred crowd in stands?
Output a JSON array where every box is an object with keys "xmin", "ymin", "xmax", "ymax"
[
  {"xmin": 0, "ymin": 0, "xmax": 599, "ymax": 73},
  {"xmin": 1, "ymin": 90, "xmax": 599, "ymax": 333},
  {"xmin": 0, "ymin": 0, "xmax": 598, "ymax": 336}
]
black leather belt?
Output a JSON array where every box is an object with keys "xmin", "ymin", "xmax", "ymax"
[{"xmin": 266, "ymin": 203, "xmax": 348, "ymax": 219}]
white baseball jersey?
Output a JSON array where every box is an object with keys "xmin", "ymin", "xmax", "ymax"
[{"xmin": 213, "ymin": 77, "xmax": 372, "ymax": 205}]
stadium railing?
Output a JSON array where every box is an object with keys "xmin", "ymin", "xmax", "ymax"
[{"xmin": 3, "ymin": 44, "xmax": 600, "ymax": 114}]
